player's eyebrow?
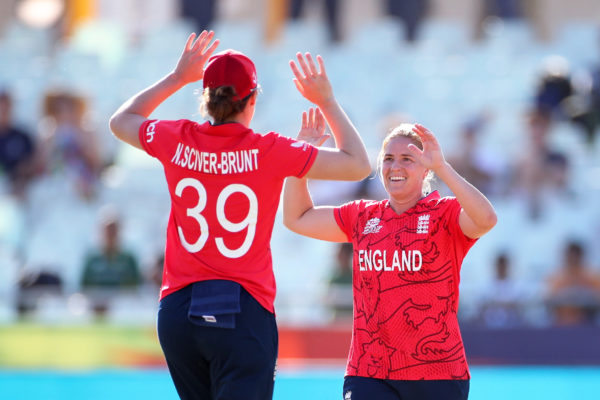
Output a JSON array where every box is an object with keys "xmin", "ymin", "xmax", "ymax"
[{"xmin": 383, "ymin": 152, "xmax": 413, "ymax": 158}]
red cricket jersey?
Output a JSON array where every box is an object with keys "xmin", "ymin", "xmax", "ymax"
[
  {"xmin": 334, "ymin": 191, "xmax": 477, "ymax": 380},
  {"xmin": 139, "ymin": 119, "xmax": 317, "ymax": 313}
]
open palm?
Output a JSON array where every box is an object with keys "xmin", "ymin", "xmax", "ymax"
[
  {"xmin": 408, "ymin": 124, "xmax": 446, "ymax": 171},
  {"xmin": 296, "ymin": 107, "xmax": 329, "ymax": 146},
  {"xmin": 173, "ymin": 31, "xmax": 220, "ymax": 84}
]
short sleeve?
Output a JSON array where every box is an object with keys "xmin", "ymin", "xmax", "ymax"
[
  {"xmin": 139, "ymin": 119, "xmax": 187, "ymax": 161},
  {"xmin": 266, "ymin": 134, "xmax": 318, "ymax": 178},
  {"xmin": 333, "ymin": 201, "xmax": 359, "ymax": 242},
  {"xmin": 442, "ymin": 198, "xmax": 477, "ymax": 253}
]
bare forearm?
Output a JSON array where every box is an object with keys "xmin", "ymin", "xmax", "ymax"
[
  {"xmin": 307, "ymin": 99, "xmax": 370, "ymax": 180},
  {"xmin": 283, "ymin": 177, "xmax": 347, "ymax": 241},
  {"xmin": 114, "ymin": 72, "xmax": 185, "ymax": 119},
  {"xmin": 109, "ymin": 73, "xmax": 186, "ymax": 148},
  {"xmin": 283, "ymin": 177, "xmax": 314, "ymax": 230},
  {"xmin": 435, "ymin": 162, "xmax": 497, "ymax": 228},
  {"xmin": 320, "ymin": 99, "xmax": 369, "ymax": 172}
]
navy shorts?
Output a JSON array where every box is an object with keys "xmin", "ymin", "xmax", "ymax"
[
  {"xmin": 157, "ymin": 281, "xmax": 278, "ymax": 400},
  {"xmin": 343, "ymin": 375, "xmax": 469, "ymax": 400}
]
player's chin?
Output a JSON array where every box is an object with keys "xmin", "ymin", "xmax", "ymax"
[
  {"xmin": 385, "ymin": 179, "xmax": 406, "ymax": 189},
  {"xmin": 384, "ymin": 183, "xmax": 405, "ymax": 197}
]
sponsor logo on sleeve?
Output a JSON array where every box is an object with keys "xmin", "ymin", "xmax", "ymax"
[{"xmin": 146, "ymin": 120, "xmax": 159, "ymax": 143}]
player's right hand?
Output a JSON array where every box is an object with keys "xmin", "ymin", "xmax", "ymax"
[
  {"xmin": 296, "ymin": 107, "xmax": 330, "ymax": 147},
  {"xmin": 290, "ymin": 53, "xmax": 334, "ymax": 107},
  {"xmin": 173, "ymin": 31, "xmax": 219, "ymax": 85}
]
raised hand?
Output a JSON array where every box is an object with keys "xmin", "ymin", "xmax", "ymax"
[
  {"xmin": 408, "ymin": 124, "xmax": 447, "ymax": 172},
  {"xmin": 296, "ymin": 107, "xmax": 330, "ymax": 147},
  {"xmin": 173, "ymin": 31, "xmax": 220, "ymax": 85},
  {"xmin": 290, "ymin": 53, "xmax": 334, "ymax": 107}
]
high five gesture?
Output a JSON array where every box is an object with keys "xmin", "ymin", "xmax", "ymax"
[
  {"xmin": 290, "ymin": 52, "xmax": 370, "ymax": 180},
  {"xmin": 173, "ymin": 31, "xmax": 220, "ymax": 85},
  {"xmin": 110, "ymin": 31, "xmax": 219, "ymax": 150}
]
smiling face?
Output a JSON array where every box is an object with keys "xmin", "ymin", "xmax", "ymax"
[{"xmin": 381, "ymin": 136, "xmax": 429, "ymax": 206}]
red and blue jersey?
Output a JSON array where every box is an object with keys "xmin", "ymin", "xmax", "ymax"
[
  {"xmin": 139, "ymin": 119, "xmax": 317, "ymax": 312},
  {"xmin": 334, "ymin": 191, "xmax": 477, "ymax": 380}
]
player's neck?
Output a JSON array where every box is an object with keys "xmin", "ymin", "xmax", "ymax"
[
  {"xmin": 388, "ymin": 192, "xmax": 422, "ymax": 215},
  {"xmin": 229, "ymin": 115, "xmax": 251, "ymax": 128},
  {"xmin": 228, "ymin": 103, "xmax": 255, "ymax": 128}
]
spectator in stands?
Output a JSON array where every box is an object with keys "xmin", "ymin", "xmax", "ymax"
[
  {"xmin": 39, "ymin": 90, "xmax": 102, "ymax": 200},
  {"xmin": 147, "ymin": 252, "xmax": 165, "ymax": 289},
  {"xmin": 510, "ymin": 108, "xmax": 573, "ymax": 220},
  {"xmin": 289, "ymin": 0, "xmax": 342, "ymax": 43},
  {"xmin": 477, "ymin": 252, "xmax": 526, "ymax": 328},
  {"xmin": 0, "ymin": 89, "xmax": 38, "ymax": 197},
  {"xmin": 586, "ymin": 55, "xmax": 600, "ymax": 144},
  {"xmin": 565, "ymin": 47, "xmax": 600, "ymax": 146},
  {"xmin": 180, "ymin": 0, "xmax": 216, "ymax": 33},
  {"xmin": 16, "ymin": 268, "xmax": 63, "ymax": 318},
  {"xmin": 446, "ymin": 113, "xmax": 504, "ymax": 198},
  {"xmin": 80, "ymin": 207, "xmax": 141, "ymax": 317},
  {"xmin": 474, "ymin": 0, "xmax": 542, "ymax": 41},
  {"xmin": 324, "ymin": 242, "xmax": 353, "ymax": 321},
  {"xmin": 546, "ymin": 240, "xmax": 600, "ymax": 325},
  {"xmin": 534, "ymin": 56, "xmax": 573, "ymax": 118},
  {"xmin": 386, "ymin": 0, "xmax": 429, "ymax": 43},
  {"xmin": 0, "ymin": 0, "xmax": 16, "ymax": 38},
  {"xmin": 484, "ymin": 0, "xmax": 524, "ymax": 20}
]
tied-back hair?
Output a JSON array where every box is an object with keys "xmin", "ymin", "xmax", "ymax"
[
  {"xmin": 200, "ymin": 86, "xmax": 253, "ymax": 124},
  {"xmin": 377, "ymin": 123, "xmax": 435, "ymax": 196}
]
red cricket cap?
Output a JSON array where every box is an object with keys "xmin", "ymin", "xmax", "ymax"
[{"xmin": 203, "ymin": 49, "xmax": 257, "ymax": 100}]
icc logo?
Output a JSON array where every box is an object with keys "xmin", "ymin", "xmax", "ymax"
[{"xmin": 363, "ymin": 218, "xmax": 382, "ymax": 234}]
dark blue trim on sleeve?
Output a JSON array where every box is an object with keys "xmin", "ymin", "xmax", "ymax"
[{"xmin": 297, "ymin": 146, "xmax": 316, "ymax": 177}]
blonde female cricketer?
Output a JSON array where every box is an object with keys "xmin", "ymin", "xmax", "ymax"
[{"xmin": 283, "ymin": 123, "xmax": 497, "ymax": 400}]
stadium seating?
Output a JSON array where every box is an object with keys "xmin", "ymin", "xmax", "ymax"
[{"xmin": 1, "ymin": 16, "xmax": 599, "ymax": 326}]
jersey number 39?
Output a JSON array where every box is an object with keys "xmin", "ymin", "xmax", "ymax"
[{"xmin": 175, "ymin": 178, "xmax": 258, "ymax": 258}]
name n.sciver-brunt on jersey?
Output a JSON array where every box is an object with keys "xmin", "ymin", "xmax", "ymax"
[{"xmin": 170, "ymin": 142, "xmax": 259, "ymax": 174}]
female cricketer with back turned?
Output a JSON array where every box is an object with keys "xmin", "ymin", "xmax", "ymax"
[
  {"xmin": 109, "ymin": 30, "xmax": 370, "ymax": 400},
  {"xmin": 283, "ymin": 123, "xmax": 497, "ymax": 400}
]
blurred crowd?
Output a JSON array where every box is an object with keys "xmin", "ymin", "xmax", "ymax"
[{"xmin": 0, "ymin": 0, "xmax": 600, "ymax": 327}]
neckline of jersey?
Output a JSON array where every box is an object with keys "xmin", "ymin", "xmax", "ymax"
[
  {"xmin": 384, "ymin": 190, "xmax": 440, "ymax": 216},
  {"xmin": 201, "ymin": 121, "xmax": 252, "ymax": 137}
]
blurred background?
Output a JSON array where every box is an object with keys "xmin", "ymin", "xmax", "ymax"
[{"xmin": 1, "ymin": 0, "xmax": 600, "ymax": 398}]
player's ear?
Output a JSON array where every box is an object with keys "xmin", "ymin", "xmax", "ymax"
[{"xmin": 247, "ymin": 91, "xmax": 257, "ymax": 107}]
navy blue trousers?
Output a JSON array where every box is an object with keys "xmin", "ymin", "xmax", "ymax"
[
  {"xmin": 157, "ymin": 284, "xmax": 278, "ymax": 400},
  {"xmin": 343, "ymin": 376, "xmax": 470, "ymax": 400}
]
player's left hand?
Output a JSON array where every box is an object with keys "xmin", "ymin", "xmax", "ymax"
[
  {"xmin": 296, "ymin": 107, "xmax": 330, "ymax": 146},
  {"xmin": 408, "ymin": 124, "xmax": 447, "ymax": 172},
  {"xmin": 173, "ymin": 31, "xmax": 220, "ymax": 85},
  {"xmin": 290, "ymin": 53, "xmax": 334, "ymax": 107}
]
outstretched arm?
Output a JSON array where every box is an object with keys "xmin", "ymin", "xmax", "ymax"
[
  {"xmin": 283, "ymin": 176, "xmax": 348, "ymax": 242},
  {"xmin": 290, "ymin": 53, "xmax": 370, "ymax": 181},
  {"xmin": 109, "ymin": 31, "xmax": 219, "ymax": 149},
  {"xmin": 284, "ymin": 107, "xmax": 345, "ymax": 240},
  {"xmin": 408, "ymin": 124, "xmax": 497, "ymax": 239}
]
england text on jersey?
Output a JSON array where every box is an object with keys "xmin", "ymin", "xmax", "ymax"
[
  {"xmin": 171, "ymin": 142, "xmax": 259, "ymax": 174},
  {"xmin": 357, "ymin": 249, "xmax": 422, "ymax": 272}
]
